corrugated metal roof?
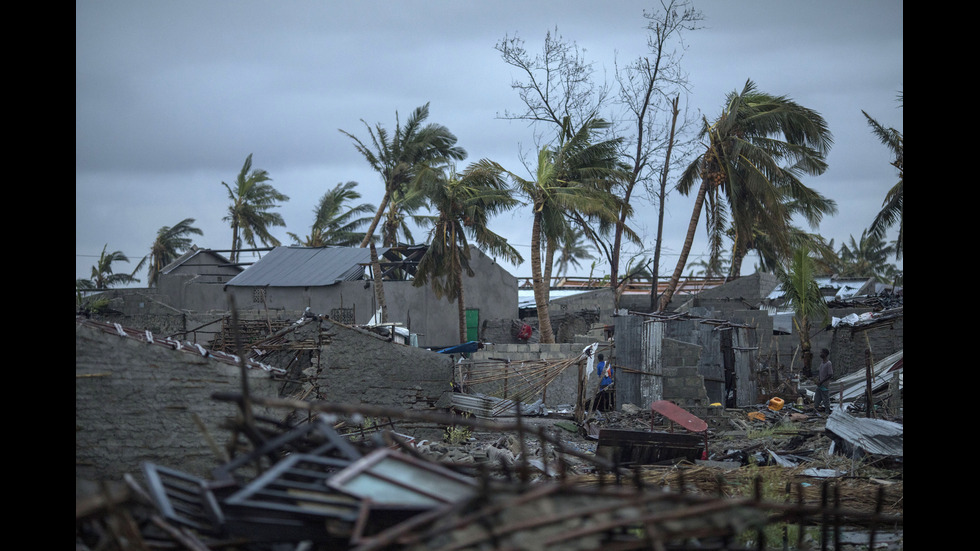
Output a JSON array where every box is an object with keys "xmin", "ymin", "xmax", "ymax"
[
  {"xmin": 766, "ymin": 276, "xmax": 875, "ymax": 301},
  {"xmin": 826, "ymin": 409, "xmax": 903, "ymax": 458},
  {"xmin": 225, "ymin": 246, "xmax": 386, "ymax": 287},
  {"xmin": 161, "ymin": 247, "xmax": 238, "ymax": 275}
]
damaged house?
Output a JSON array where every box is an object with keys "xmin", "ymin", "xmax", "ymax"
[{"xmin": 492, "ymin": 272, "xmax": 902, "ymax": 418}]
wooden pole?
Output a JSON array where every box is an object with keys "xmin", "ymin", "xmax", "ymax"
[{"xmin": 864, "ymin": 333, "xmax": 876, "ymax": 418}]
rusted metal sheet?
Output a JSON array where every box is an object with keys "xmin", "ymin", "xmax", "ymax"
[{"xmin": 649, "ymin": 400, "xmax": 707, "ymax": 433}]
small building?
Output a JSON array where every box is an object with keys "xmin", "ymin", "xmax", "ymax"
[
  {"xmin": 155, "ymin": 246, "xmax": 243, "ymax": 312},
  {"xmin": 222, "ymin": 245, "xmax": 519, "ymax": 349}
]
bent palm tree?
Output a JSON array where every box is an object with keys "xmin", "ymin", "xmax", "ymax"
[
  {"xmin": 661, "ymin": 80, "xmax": 833, "ymax": 310},
  {"xmin": 863, "ymin": 101, "xmax": 903, "ymax": 260},
  {"xmin": 510, "ymin": 117, "xmax": 624, "ymax": 343},
  {"xmin": 135, "ymin": 218, "xmax": 204, "ymax": 286},
  {"xmin": 340, "ymin": 103, "xmax": 467, "ymax": 247},
  {"xmin": 222, "ymin": 154, "xmax": 289, "ymax": 262},
  {"xmin": 414, "ymin": 160, "xmax": 524, "ymax": 343},
  {"xmin": 80, "ymin": 244, "xmax": 140, "ymax": 290},
  {"xmin": 382, "ymin": 185, "xmax": 430, "ymax": 246},
  {"xmin": 288, "ymin": 181, "xmax": 375, "ymax": 247}
]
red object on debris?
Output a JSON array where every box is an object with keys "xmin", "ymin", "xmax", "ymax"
[
  {"xmin": 650, "ymin": 400, "xmax": 708, "ymax": 433},
  {"xmin": 516, "ymin": 323, "xmax": 532, "ymax": 340}
]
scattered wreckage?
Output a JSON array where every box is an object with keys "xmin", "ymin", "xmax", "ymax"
[{"xmin": 77, "ymin": 384, "xmax": 903, "ymax": 550}]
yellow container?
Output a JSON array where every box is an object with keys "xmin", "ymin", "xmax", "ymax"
[{"xmin": 767, "ymin": 397, "xmax": 785, "ymax": 411}]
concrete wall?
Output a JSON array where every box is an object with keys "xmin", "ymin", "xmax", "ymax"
[
  {"xmin": 661, "ymin": 338, "xmax": 711, "ymax": 415},
  {"xmin": 466, "ymin": 342, "xmax": 604, "ymax": 407},
  {"xmin": 75, "ymin": 321, "xmax": 283, "ymax": 481},
  {"xmin": 76, "ymin": 316, "xmax": 461, "ymax": 482},
  {"xmin": 313, "ymin": 320, "xmax": 457, "ymax": 409},
  {"xmin": 828, "ymin": 316, "xmax": 904, "ymax": 380}
]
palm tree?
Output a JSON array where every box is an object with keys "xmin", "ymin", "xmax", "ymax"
[
  {"xmin": 554, "ymin": 227, "xmax": 594, "ymax": 278},
  {"xmin": 863, "ymin": 96, "xmax": 903, "ymax": 260},
  {"xmin": 748, "ymin": 225, "xmax": 837, "ymax": 276},
  {"xmin": 660, "ymin": 80, "xmax": 833, "ymax": 310},
  {"xmin": 340, "ymin": 103, "xmax": 467, "ymax": 248},
  {"xmin": 414, "ymin": 160, "xmax": 524, "ymax": 343},
  {"xmin": 837, "ymin": 230, "xmax": 896, "ymax": 282},
  {"xmin": 222, "ymin": 154, "xmax": 289, "ymax": 263},
  {"xmin": 775, "ymin": 244, "xmax": 829, "ymax": 378},
  {"xmin": 686, "ymin": 252, "xmax": 729, "ymax": 278},
  {"xmin": 509, "ymin": 117, "xmax": 624, "ymax": 343},
  {"xmin": 288, "ymin": 182, "xmax": 375, "ymax": 247},
  {"xmin": 134, "ymin": 218, "xmax": 204, "ymax": 287},
  {"xmin": 381, "ymin": 185, "xmax": 430, "ymax": 246},
  {"xmin": 79, "ymin": 244, "xmax": 141, "ymax": 290}
]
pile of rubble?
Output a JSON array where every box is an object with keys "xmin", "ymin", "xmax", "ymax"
[{"xmin": 76, "ymin": 391, "xmax": 902, "ymax": 550}]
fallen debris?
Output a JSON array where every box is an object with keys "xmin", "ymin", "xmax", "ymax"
[{"xmin": 77, "ymin": 389, "xmax": 903, "ymax": 550}]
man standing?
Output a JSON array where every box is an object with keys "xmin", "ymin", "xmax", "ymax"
[
  {"xmin": 815, "ymin": 348, "xmax": 833, "ymax": 413},
  {"xmin": 595, "ymin": 353, "xmax": 614, "ymax": 411}
]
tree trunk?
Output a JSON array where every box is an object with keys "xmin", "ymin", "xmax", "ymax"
[
  {"xmin": 728, "ymin": 235, "xmax": 747, "ymax": 281},
  {"xmin": 360, "ymin": 191, "xmax": 391, "ymax": 248},
  {"xmin": 799, "ymin": 316, "xmax": 812, "ymax": 379},
  {"xmin": 370, "ymin": 243, "xmax": 388, "ymax": 324},
  {"xmin": 230, "ymin": 221, "xmax": 240, "ymax": 263},
  {"xmin": 531, "ymin": 211, "xmax": 555, "ymax": 343},
  {"xmin": 456, "ymin": 265, "xmax": 467, "ymax": 343},
  {"xmin": 659, "ymin": 177, "xmax": 709, "ymax": 311},
  {"xmin": 651, "ymin": 96, "xmax": 680, "ymax": 310}
]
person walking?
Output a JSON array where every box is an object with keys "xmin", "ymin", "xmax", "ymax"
[{"xmin": 815, "ymin": 348, "xmax": 833, "ymax": 414}]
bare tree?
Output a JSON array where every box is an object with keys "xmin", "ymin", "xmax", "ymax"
[
  {"xmin": 608, "ymin": 0, "xmax": 701, "ymax": 309},
  {"xmin": 496, "ymin": 3, "xmax": 701, "ymax": 313}
]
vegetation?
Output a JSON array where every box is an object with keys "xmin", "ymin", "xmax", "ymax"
[
  {"xmin": 553, "ymin": 227, "xmax": 594, "ymax": 278},
  {"xmin": 836, "ymin": 230, "xmax": 899, "ymax": 283},
  {"xmin": 288, "ymin": 181, "xmax": 376, "ymax": 247},
  {"xmin": 340, "ymin": 103, "xmax": 467, "ymax": 248},
  {"xmin": 443, "ymin": 412, "xmax": 473, "ymax": 445},
  {"xmin": 508, "ymin": 117, "xmax": 625, "ymax": 343},
  {"xmin": 133, "ymin": 218, "xmax": 203, "ymax": 287},
  {"xmin": 775, "ymin": 244, "xmax": 829, "ymax": 378},
  {"xmin": 863, "ymin": 93, "xmax": 903, "ymax": 260},
  {"xmin": 221, "ymin": 154, "xmax": 289, "ymax": 262},
  {"xmin": 77, "ymin": 244, "xmax": 140, "ymax": 290},
  {"xmin": 661, "ymin": 79, "xmax": 835, "ymax": 311},
  {"xmin": 414, "ymin": 160, "xmax": 524, "ymax": 343}
]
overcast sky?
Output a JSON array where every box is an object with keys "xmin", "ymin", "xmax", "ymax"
[{"xmin": 76, "ymin": 1, "xmax": 903, "ymax": 285}]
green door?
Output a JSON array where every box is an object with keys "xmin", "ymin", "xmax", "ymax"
[{"xmin": 466, "ymin": 309, "xmax": 479, "ymax": 342}]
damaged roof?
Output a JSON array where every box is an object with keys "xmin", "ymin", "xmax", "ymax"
[
  {"xmin": 225, "ymin": 246, "xmax": 387, "ymax": 287},
  {"xmin": 767, "ymin": 276, "xmax": 877, "ymax": 302},
  {"xmin": 161, "ymin": 246, "xmax": 238, "ymax": 275}
]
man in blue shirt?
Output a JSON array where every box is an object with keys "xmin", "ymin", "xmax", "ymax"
[{"xmin": 595, "ymin": 353, "xmax": 614, "ymax": 411}]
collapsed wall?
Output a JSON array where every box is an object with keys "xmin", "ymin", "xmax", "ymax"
[{"xmin": 75, "ymin": 320, "xmax": 283, "ymax": 481}]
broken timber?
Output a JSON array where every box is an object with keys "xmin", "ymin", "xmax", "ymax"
[{"xmin": 597, "ymin": 401, "xmax": 709, "ymax": 466}]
